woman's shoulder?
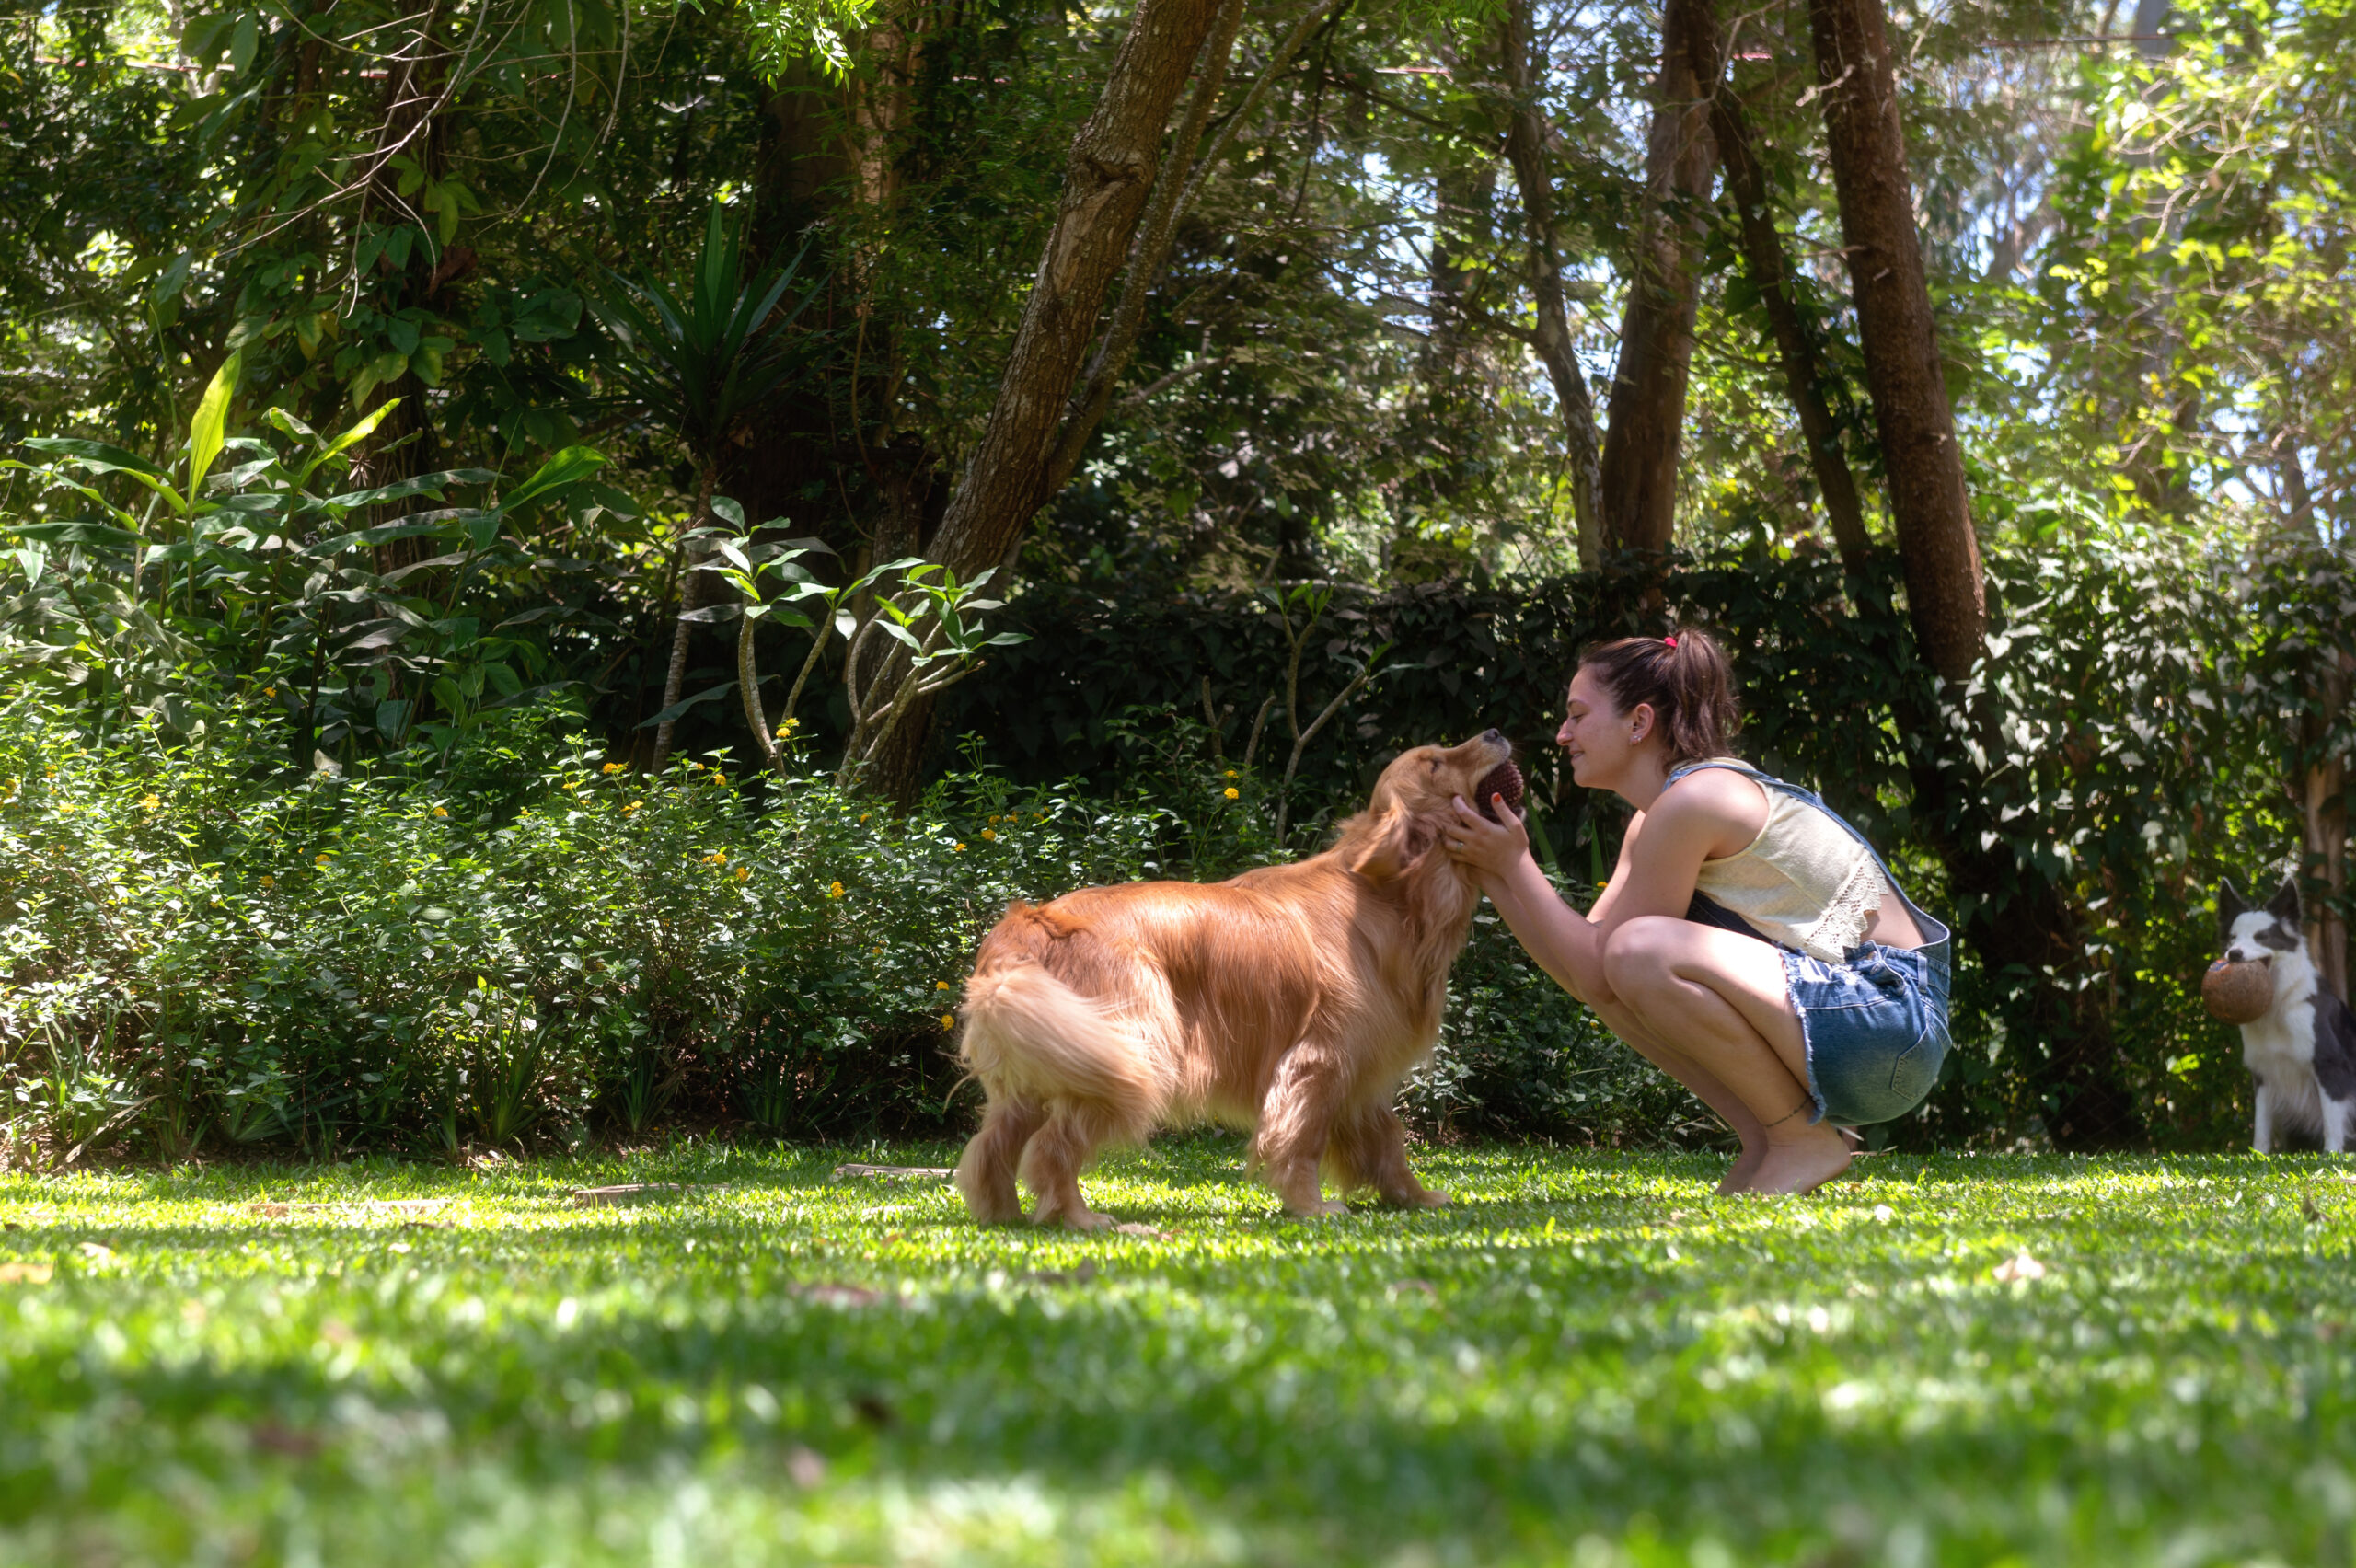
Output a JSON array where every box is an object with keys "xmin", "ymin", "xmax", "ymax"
[{"xmin": 1649, "ymin": 759, "xmax": 1769, "ymax": 852}]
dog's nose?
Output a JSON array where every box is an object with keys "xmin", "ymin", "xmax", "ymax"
[{"xmin": 1482, "ymin": 727, "xmax": 1503, "ymax": 744}]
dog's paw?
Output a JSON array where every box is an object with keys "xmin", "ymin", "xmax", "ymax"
[
  {"xmin": 1047, "ymin": 1207, "xmax": 1117, "ymax": 1232},
  {"xmin": 1286, "ymin": 1198, "xmax": 1349, "ymax": 1220},
  {"xmin": 1403, "ymin": 1187, "xmax": 1451, "ymax": 1209}
]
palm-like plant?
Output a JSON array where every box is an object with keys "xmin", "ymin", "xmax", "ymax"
[{"xmin": 587, "ymin": 203, "xmax": 821, "ymax": 770}]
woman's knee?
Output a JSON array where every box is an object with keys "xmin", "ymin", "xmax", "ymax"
[{"xmin": 1601, "ymin": 916, "xmax": 1684, "ymax": 998}]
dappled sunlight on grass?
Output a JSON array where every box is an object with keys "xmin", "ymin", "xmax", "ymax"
[{"xmin": 3, "ymin": 1141, "xmax": 2354, "ymax": 1564}]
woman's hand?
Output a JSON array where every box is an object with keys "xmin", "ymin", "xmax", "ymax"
[{"xmin": 1444, "ymin": 792, "xmax": 1530, "ymax": 882}]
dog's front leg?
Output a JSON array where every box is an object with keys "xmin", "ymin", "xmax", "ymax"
[
  {"xmin": 2324, "ymin": 1094, "xmax": 2352, "ymax": 1155},
  {"xmin": 1254, "ymin": 1045, "xmax": 1347, "ymax": 1217},
  {"xmin": 2252, "ymin": 1076, "xmax": 2275, "ymax": 1155}
]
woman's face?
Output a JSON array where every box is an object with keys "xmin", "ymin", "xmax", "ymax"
[{"xmin": 1556, "ymin": 666, "xmax": 1658, "ymax": 791}]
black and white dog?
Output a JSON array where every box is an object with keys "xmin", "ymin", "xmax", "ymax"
[{"xmin": 2217, "ymin": 878, "xmax": 2356, "ymax": 1154}]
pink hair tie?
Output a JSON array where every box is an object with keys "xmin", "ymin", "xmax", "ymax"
[{"xmin": 1663, "ymin": 635, "xmax": 1679, "ymax": 649}]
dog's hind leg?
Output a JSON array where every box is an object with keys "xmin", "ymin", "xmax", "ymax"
[
  {"xmin": 954, "ymin": 1094, "xmax": 1047, "ymax": 1223},
  {"xmin": 1019, "ymin": 1101, "xmax": 1120, "ymax": 1230},
  {"xmin": 1253, "ymin": 1046, "xmax": 1348, "ymax": 1218},
  {"xmin": 1327, "ymin": 1101, "xmax": 1449, "ymax": 1209}
]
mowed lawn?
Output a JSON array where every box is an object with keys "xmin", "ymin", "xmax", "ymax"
[{"xmin": 3, "ymin": 1141, "xmax": 2353, "ymax": 1566}]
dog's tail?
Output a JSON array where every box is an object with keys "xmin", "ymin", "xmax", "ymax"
[{"xmin": 959, "ymin": 958, "xmax": 1170, "ymax": 1131}]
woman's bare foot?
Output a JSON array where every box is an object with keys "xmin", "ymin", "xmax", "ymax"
[
  {"xmin": 1716, "ymin": 1143, "xmax": 1769, "ymax": 1194},
  {"xmin": 1749, "ymin": 1125, "xmax": 1854, "ymax": 1195}
]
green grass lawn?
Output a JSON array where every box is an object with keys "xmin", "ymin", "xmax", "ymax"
[{"xmin": 3, "ymin": 1139, "xmax": 2353, "ymax": 1566}]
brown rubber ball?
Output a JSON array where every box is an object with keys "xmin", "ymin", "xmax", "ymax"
[
  {"xmin": 2201, "ymin": 958, "xmax": 2274, "ymax": 1024},
  {"xmin": 1473, "ymin": 760, "xmax": 1525, "ymax": 823}
]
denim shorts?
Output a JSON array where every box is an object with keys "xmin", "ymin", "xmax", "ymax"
[{"xmin": 1782, "ymin": 939, "xmax": 1952, "ymax": 1127}]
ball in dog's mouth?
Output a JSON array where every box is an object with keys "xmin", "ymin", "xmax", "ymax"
[
  {"xmin": 2201, "ymin": 956, "xmax": 2273, "ymax": 1024},
  {"xmin": 1473, "ymin": 759, "xmax": 1525, "ymax": 822}
]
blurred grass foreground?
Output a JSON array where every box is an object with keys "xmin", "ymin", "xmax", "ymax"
[{"xmin": 4, "ymin": 1141, "xmax": 2354, "ymax": 1565}]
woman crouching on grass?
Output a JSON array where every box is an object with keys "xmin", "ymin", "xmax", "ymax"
[{"xmin": 1444, "ymin": 629, "xmax": 1952, "ymax": 1194}]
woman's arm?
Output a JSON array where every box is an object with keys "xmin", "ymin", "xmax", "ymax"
[{"xmin": 1447, "ymin": 773, "xmax": 1765, "ymax": 1004}]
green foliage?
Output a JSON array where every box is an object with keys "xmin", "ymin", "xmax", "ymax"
[
  {"xmin": 5, "ymin": 1147, "xmax": 2356, "ymax": 1562},
  {"xmin": 0, "ymin": 697, "xmax": 1266, "ymax": 1159}
]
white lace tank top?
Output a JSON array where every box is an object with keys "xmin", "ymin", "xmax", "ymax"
[{"xmin": 1683, "ymin": 757, "xmax": 1881, "ymax": 963}]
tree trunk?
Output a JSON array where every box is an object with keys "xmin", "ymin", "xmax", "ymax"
[
  {"xmin": 924, "ymin": 0, "xmax": 1227, "ymax": 579},
  {"xmin": 352, "ymin": 0, "xmax": 459, "ymax": 580},
  {"xmin": 1806, "ymin": 0, "xmax": 1983, "ymax": 678},
  {"xmin": 1708, "ymin": 86, "xmax": 1871, "ymax": 570},
  {"xmin": 2299, "ymin": 651, "xmax": 2351, "ymax": 1000},
  {"xmin": 1497, "ymin": 0, "xmax": 1603, "ymax": 564},
  {"xmin": 1596, "ymin": 0, "xmax": 1722, "ymax": 556}
]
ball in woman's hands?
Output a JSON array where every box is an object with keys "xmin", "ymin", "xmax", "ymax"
[{"xmin": 1473, "ymin": 760, "xmax": 1525, "ymax": 823}]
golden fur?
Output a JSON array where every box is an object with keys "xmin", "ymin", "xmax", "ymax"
[{"xmin": 953, "ymin": 732, "xmax": 1512, "ymax": 1228}]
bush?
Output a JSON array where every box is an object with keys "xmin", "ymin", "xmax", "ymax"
[{"xmin": 0, "ymin": 695, "xmax": 1657, "ymax": 1161}]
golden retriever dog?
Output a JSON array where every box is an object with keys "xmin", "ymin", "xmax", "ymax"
[{"xmin": 953, "ymin": 732, "xmax": 1523, "ymax": 1228}]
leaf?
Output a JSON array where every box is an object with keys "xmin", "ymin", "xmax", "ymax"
[
  {"xmin": 8, "ymin": 520, "xmax": 143, "ymax": 548},
  {"xmin": 188, "ymin": 350, "xmax": 243, "ymax": 504},
  {"xmin": 323, "ymin": 470, "xmax": 499, "ymax": 512},
  {"xmin": 636, "ymin": 681, "xmax": 737, "ymax": 728},
  {"xmin": 501, "ymin": 445, "xmax": 606, "ymax": 511},
  {"xmin": 20, "ymin": 438, "xmax": 169, "ymax": 481},
  {"xmin": 295, "ymin": 398, "xmax": 404, "ymax": 486},
  {"xmin": 679, "ymin": 604, "xmax": 745, "ymax": 623},
  {"xmin": 710, "ymin": 495, "xmax": 746, "ymax": 529}
]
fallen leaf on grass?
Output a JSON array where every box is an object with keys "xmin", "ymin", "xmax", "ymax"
[
  {"xmin": 1872, "ymin": 1204, "xmax": 1896, "ymax": 1222},
  {"xmin": 0, "ymin": 1261, "xmax": 52, "ymax": 1284},
  {"xmin": 791, "ymin": 1283, "xmax": 888, "ymax": 1309},
  {"xmin": 569, "ymin": 1183, "xmax": 692, "ymax": 1207},
  {"xmin": 1112, "ymin": 1222, "xmax": 1172, "ymax": 1239},
  {"xmin": 249, "ymin": 1424, "xmax": 322, "ymax": 1458},
  {"xmin": 1993, "ymin": 1251, "xmax": 2047, "ymax": 1283},
  {"xmin": 77, "ymin": 1241, "xmax": 117, "ymax": 1264},
  {"xmin": 249, "ymin": 1199, "xmax": 449, "ymax": 1221},
  {"xmin": 831, "ymin": 1164, "xmax": 953, "ymax": 1182}
]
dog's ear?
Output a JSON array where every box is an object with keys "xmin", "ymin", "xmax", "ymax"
[
  {"xmin": 2217, "ymin": 880, "xmax": 2246, "ymax": 942},
  {"xmin": 1346, "ymin": 805, "xmax": 1433, "ymax": 883},
  {"xmin": 2268, "ymin": 875, "xmax": 2304, "ymax": 927}
]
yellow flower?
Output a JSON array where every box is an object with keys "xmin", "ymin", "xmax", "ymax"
[
  {"xmin": 781, "ymin": 717, "xmax": 800, "ymax": 732},
  {"xmin": 139, "ymin": 794, "xmax": 161, "ymax": 811},
  {"xmin": 260, "ymin": 875, "xmax": 276, "ymax": 889},
  {"xmin": 262, "ymin": 686, "xmax": 276, "ymax": 698},
  {"xmin": 433, "ymin": 805, "xmax": 448, "ymax": 817},
  {"xmin": 733, "ymin": 866, "xmax": 749, "ymax": 882},
  {"xmin": 953, "ymin": 842, "xmax": 966, "ymax": 852},
  {"xmin": 826, "ymin": 881, "xmax": 845, "ymax": 898},
  {"xmin": 1224, "ymin": 787, "xmax": 1239, "ymax": 801},
  {"xmin": 315, "ymin": 854, "xmax": 330, "ymax": 866},
  {"xmin": 935, "ymin": 980, "xmax": 953, "ymax": 991},
  {"xmin": 988, "ymin": 813, "xmax": 1001, "ymax": 824},
  {"xmin": 980, "ymin": 828, "xmax": 998, "ymax": 841},
  {"xmin": 623, "ymin": 801, "xmax": 641, "ymax": 814},
  {"xmin": 603, "ymin": 762, "xmax": 627, "ymax": 776},
  {"xmin": 859, "ymin": 812, "xmax": 871, "ymax": 824},
  {"xmin": 939, "ymin": 1014, "xmax": 955, "ymax": 1030},
  {"xmin": 702, "ymin": 851, "xmax": 727, "ymax": 865},
  {"xmin": 562, "ymin": 780, "xmax": 579, "ymax": 791},
  {"xmin": 872, "ymin": 945, "xmax": 883, "ymax": 954},
  {"xmin": 1224, "ymin": 769, "xmax": 1238, "ymax": 778}
]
